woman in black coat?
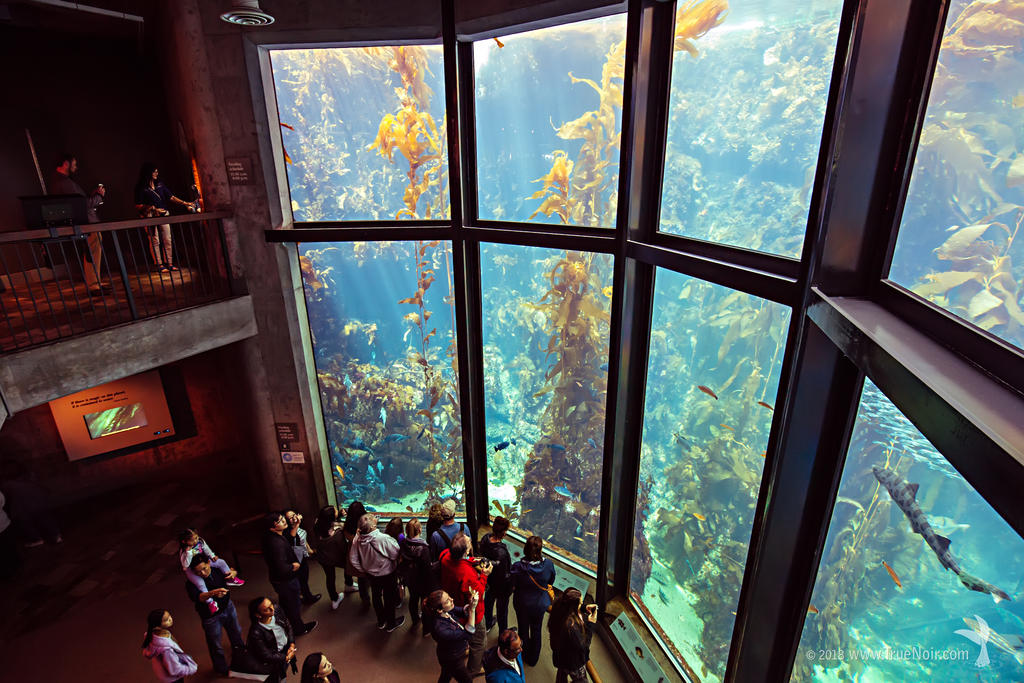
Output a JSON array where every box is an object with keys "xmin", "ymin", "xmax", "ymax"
[
  {"xmin": 313, "ymin": 506, "xmax": 350, "ymax": 610},
  {"xmin": 247, "ymin": 596, "xmax": 296, "ymax": 683},
  {"xmin": 547, "ymin": 588, "xmax": 597, "ymax": 683}
]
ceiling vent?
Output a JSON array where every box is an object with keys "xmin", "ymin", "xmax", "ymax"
[{"xmin": 220, "ymin": 0, "xmax": 275, "ymax": 26}]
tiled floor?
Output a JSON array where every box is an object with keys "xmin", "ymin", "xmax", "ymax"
[{"xmin": 0, "ymin": 476, "xmax": 628, "ymax": 681}]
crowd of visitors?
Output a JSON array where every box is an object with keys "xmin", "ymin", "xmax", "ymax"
[{"xmin": 138, "ymin": 502, "xmax": 599, "ymax": 682}]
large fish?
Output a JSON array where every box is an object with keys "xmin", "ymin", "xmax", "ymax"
[
  {"xmin": 960, "ymin": 616, "xmax": 1024, "ymax": 665},
  {"xmin": 873, "ymin": 466, "xmax": 1011, "ymax": 602},
  {"xmin": 872, "ymin": 466, "xmax": 960, "ymax": 573}
]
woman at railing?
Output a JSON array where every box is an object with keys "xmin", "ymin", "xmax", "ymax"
[{"xmin": 134, "ymin": 163, "xmax": 195, "ymax": 272}]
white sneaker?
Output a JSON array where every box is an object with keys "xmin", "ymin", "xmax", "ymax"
[{"xmin": 331, "ymin": 595, "xmax": 344, "ymax": 610}]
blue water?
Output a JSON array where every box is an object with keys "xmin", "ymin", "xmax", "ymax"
[{"xmin": 277, "ymin": 1, "xmax": 1022, "ymax": 680}]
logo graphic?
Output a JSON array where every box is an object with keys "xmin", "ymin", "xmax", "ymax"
[{"xmin": 955, "ymin": 614, "xmax": 991, "ymax": 667}]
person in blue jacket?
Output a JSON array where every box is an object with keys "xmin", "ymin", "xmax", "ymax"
[
  {"xmin": 483, "ymin": 628, "xmax": 526, "ymax": 683},
  {"xmin": 509, "ymin": 536, "xmax": 555, "ymax": 667}
]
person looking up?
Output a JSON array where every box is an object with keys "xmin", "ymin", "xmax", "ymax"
[
  {"xmin": 299, "ymin": 652, "xmax": 341, "ymax": 683},
  {"xmin": 141, "ymin": 609, "xmax": 198, "ymax": 682},
  {"xmin": 440, "ymin": 533, "xmax": 491, "ymax": 673},
  {"xmin": 285, "ymin": 509, "xmax": 321, "ymax": 605},
  {"xmin": 247, "ymin": 596, "xmax": 297, "ymax": 683},
  {"xmin": 261, "ymin": 511, "xmax": 317, "ymax": 637},
  {"xmin": 427, "ymin": 588, "xmax": 479, "ymax": 683}
]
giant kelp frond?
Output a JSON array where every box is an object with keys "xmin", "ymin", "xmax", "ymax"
[
  {"xmin": 528, "ymin": 151, "xmax": 576, "ymax": 223},
  {"xmin": 674, "ymin": 0, "xmax": 729, "ymax": 57}
]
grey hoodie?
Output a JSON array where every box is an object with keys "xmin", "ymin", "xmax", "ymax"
[
  {"xmin": 349, "ymin": 528, "xmax": 400, "ymax": 577},
  {"xmin": 142, "ymin": 634, "xmax": 197, "ymax": 682}
]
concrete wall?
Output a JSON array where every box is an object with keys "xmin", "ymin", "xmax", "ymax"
[
  {"xmin": 0, "ymin": 344, "xmax": 259, "ymax": 503},
  {"xmin": 0, "ymin": 25, "xmax": 184, "ymax": 230}
]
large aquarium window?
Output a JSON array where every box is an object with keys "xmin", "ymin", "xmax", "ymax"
[
  {"xmin": 299, "ymin": 241, "xmax": 464, "ymax": 514},
  {"xmin": 474, "ymin": 14, "xmax": 626, "ymax": 228},
  {"xmin": 792, "ymin": 380, "xmax": 1023, "ymax": 682},
  {"xmin": 630, "ymin": 269, "xmax": 791, "ymax": 681},
  {"xmin": 270, "ymin": 46, "xmax": 449, "ymax": 222},
  {"xmin": 890, "ymin": 0, "xmax": 1024, "ymax": 352},
  {"xmin": 658, "ymin": 0, "xmax": 843, "ymax": 257},
  {"xmin": 480, "ymin": 243, "xmax": 613, "ymax": 567}
]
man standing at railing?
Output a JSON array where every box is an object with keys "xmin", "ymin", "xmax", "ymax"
[{"xmin": 50, "ymin": 153, "xmax": 110, "ymax": 296}]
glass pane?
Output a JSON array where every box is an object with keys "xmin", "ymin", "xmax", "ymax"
[
  {"xmin": 792, "ymin": 380, "xmax": 1024, "ymax": 681},
  {"xmin": 659, "ymin": 0, "xmax": 843, "ymax": 256},
  {"xmin": 890, "ymin": 0, "xmax": 1024, "ymax": 351},
  {"xmin": 270, "ymin": 46, "xmax": 449, "ymax": 222},
  {"xmin": 475, "ymin": 15, "xmax": 627, "ymax": 228},
  {"xmin": 631, "ymin": 270, "xmax": 792, "ymax": 680},
  {"xmin": 300, "ymin": 241, "xmax": 463, "ymax": 513},
  {"xmin": 480, "ymin": 243, "xmax": 613, "ymax": 566}
]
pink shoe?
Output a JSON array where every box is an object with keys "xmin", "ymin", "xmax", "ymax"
[
  {"xmin": 207, "ymin": 601, "xmax": 220, "ymax": 615},
  {"xmin": 226, "ymin": 577, "xmax": 246, "ymax": 587}
]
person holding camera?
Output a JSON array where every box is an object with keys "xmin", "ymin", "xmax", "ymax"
[
  {"xmin": 184, "ymin": 554, "xmax": 244, "ymax": 676},
  {"xmin": 439, "ymin": 533, "xmax": 492, "ymax": 673},
  {"xmin": 427, "ymin": 588, "xmax": 480, "ymax": 683},
  {"xmin": 286, "ymin": 509, "xmax": 321, "ymax": 606},
  {"xmin": 134, "ymin": 162, "xmax": 194, "ymax": 272},
  {"xmin": 547, "ymin": 588, "xmax": 597, "ymax": 683}
]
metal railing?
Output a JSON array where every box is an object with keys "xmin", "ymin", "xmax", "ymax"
[{"xmin": 0, "ymin": 211, "xmax": 237, "ymax": 352}]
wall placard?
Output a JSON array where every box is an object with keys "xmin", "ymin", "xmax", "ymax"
[
  {"xmin": 281, "ymin": 451, "xmax": 305, "ymax": 464},
  {"xmin": 611, "ymin": 612, "xmax": 670, "ymax": 683},
  {"xmin": 276, "ymin": 422, "xmax": 300, "ymax": 450},
  {"xmin": 225, "ymin": 157, "xmax": 254, "ymax": 185}
]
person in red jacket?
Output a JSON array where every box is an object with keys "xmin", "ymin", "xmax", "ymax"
[{"xmin": 439, "ymin": 533, "xmax": 493, "ymax": 673}]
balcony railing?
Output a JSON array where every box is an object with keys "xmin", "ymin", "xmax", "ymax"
[{"xmin": 0, "ymin": 211, "xmax": 238, "ymax": 353}]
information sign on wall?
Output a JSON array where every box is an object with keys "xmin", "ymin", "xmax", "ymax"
[{"xmin": 611, "ymin": 612, "xmax": 670, "ymax": 683}]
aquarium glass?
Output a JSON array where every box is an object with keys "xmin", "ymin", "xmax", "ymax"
[
  {"xmin": 300, "ymin": 241, "xmax": 464, "ymax": 514},
  {"xmin": 270, "ymin": 46, "xmax": 449, "ymax": 222},
  {"xmin": 791, "ymin": 379, "xmax": 1024, "ymax": 682},
  {"xmin": 658, "ymin": 0, "xmax": 843, "ymax": 257},
  {"xmin": 630, "ymin": 269, "xmax": 791, "ymax": 680},
  {"xmin": 890, "ymin": 0, "xmax": 1024, "ymax": 351},
  {"xmin": 474, "ymin": 15, "xmax": 626, "ymax": 228},
  {"xmin": 480, "ymin": 243, "xmax": 613, "ymax": 566}
]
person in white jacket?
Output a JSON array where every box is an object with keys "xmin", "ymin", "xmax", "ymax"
[
  {"xmin": 349, "ymin": 513, "xmax": 406, "ymax": 632},
  {"xmin": 142, "ymin": 609, "xmax": 198, "ymax": 682}
]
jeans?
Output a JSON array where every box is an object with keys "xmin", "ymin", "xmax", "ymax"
[
  {"xmin": 408, "ymin": 587, "xmax": 422, "ymax": 623},
  {"xmin": 514, "ymin": 604, "xmax": 547, "ymax": 666},
  {"xmin": 149, "ymin": 223, "xmax": 173, "ymax": 266},
  {"xmin": 270, "ymin": 576, "xmax": 305, "ymax": 633},
  {"xmin": 485, "ymin": 584, "xmax": 511, "ymax": 631},
  {"xmin": 200, "ymin": 600, "xmax": 244, "ymax": 674},
  {"xmin": 369, "ymin": 572, "xmax": 399, "ymax": 628},
  {"xmin": 297, "ymin": 558, "xmax": 316, "ymax": 601}
]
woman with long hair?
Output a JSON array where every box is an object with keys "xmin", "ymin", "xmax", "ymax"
[
  {"xmin": 134, "ymin": 162, "xmax": 194, "ymax": 272},
  {"xmin": 510, "ymin": 535, "xmax": 556, "ymax": 667},
  {"xmin": 299, "ymin": 652, "xmax": 340, "ymax": 683},
  {"xmin": 312, "ymin": 505, "xmax": 349, "ymax": 609},
  {"xmin": 547, "ymin": 588, "xmax": 598, "ymax": 683},
  {"xmin": 341, "ymin": 500, "xmax": 370, "ymax": 602},
  {"xmin": 141, "ymin": 609, "xmax": 197, "ymax": 682}
]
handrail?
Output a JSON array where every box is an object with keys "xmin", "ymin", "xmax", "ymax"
[{"xmin": 0, "ymin": 210, "xmax": 233, "ymax": 244}]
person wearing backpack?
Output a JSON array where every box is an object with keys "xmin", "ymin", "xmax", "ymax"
[
  {"xmin": 429, "ymin": 499, "xmax": 468, "ymax": 560},
  {"xmin": 398, "ymin": 518, "xmax": 432, "ymax": 634},
  {"xmin": 478, "ymin": 516, "xmax": 513, "ymax": 633}
]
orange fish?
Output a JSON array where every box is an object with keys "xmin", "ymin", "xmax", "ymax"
[
  {"xmin": 693, "ymin": 513, "xmax": 706, "ymax": 521},
  {"xmin": 882, "ymin": 560, "xmax": 902, "ymax": 588},
  {"xmin": 807, "ymin": 604, "xmax": 819, "ymax": 615},
  {"xmin": 494, "ymin": 37, "xmax": 504, "ymax": 48},
  {"xmin": 757, "ymin": 401, "xmax": 773, "ymax": 410},
  {"xmin": 719, "ymin": 424, "xmax": 734, "ymax": 431},
  {"xmin": 280, "ymin": 122, "xmax": 296, "ymax": 131},
  {"xmin": 759, "ymin": 451, "xmax": 767, "ymax": 458},
  {"xmin": 697, "ymin": 385, "xmax": 718, "ymax": 400}
]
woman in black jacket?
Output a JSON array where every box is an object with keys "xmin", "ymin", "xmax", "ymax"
[
  {"xmin": 427, "ymin": 588, "xmax": 479, "ymax": 683},
  {"xmin": 398, "ymin": 518, "xmax": 433, "ymax": 632},
  {"xmin": 247, "ymin": 596, "xmax": 297, "ymax": 683},
  {"xmin": 510, "ymin": 535, "xmax": 556, "ymax": 667},
  {"xmin": 547, "ymin": 588, "xmax": 597, "ymax": 683}
]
